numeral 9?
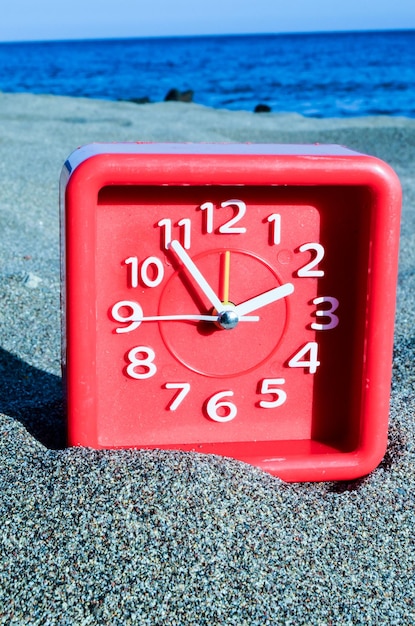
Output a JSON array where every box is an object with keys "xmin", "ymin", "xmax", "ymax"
[{"xmin": 111, "ymin": 300, "xmax": 143, "ymax": 333}]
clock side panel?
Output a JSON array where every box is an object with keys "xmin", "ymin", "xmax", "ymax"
[{"xmin": 309, "ymin": 186, "xmax": 372, "ymax": 451}]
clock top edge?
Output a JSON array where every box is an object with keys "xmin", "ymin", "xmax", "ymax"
[{"xmin": 63, "ymin": 142, "xmax": 363, "ymax": 176}]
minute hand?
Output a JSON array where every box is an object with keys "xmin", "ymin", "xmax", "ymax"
[{"xmin": 234, "ymin": 283, "xmax": 294, "ymax": 316}]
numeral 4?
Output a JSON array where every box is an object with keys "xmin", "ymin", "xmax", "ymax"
[{"xmin": 288, "ymin": 342, "xmax": 320, "ymax": 374}]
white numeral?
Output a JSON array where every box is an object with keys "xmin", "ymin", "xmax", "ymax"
[
  {"xmin": 157, "ymin": 218, "xmax": 172, "ymax": 249},
  {"xmin": 140, "ymin": 256, "xmax": 165, "ymax": 287},
  {"xmin": 267, "ymin": 213, "xmax": 281, "ymax": 245},
  {"xmin": 158, "ymin": 218, "xmax": 191, "ymax": 250},
  {"xmin": 164, "ymin": 383, "xmax": 191, "ymax": 411},
  {"xmin": 199, "ymin": 199, "xmax": 247, "ymax": 234},
  {"xmin": 124, "ymin": 256, "xmax": 139, "ymax": 288},
  {"xmin": 206, "ymin": 391, "xmax": 237, "ymax": 422},
  {"xmin": 112, "ymin": 300, "xmax": 143, "ymax": 333},
  {"xmin": 288, "ymin": 342, "xmax": 320, "ymax": 374},
  {"xmin": 126, "ymin": 346, "xmax": 157, "ymax": 379},
  {"xmin": 311, "ymin": 296, "xmax": 339, "ymax": 330},
  {"xmin": 124, "ymin": 256, "xmax": 164, "ymax": 288},
  {"xmin": 259, "ymin": 378, "xmax": 287, "ymax": 408},
  {"xmin": 177, "ymin": 218, "xmax": 191, "ymax": 250},
  {"xmin": 219, "ymin": 200, "xmax": 247, "ymax": 234},
  {"xmin": 199, "ymin": 202, "xmax": 214, "ymax": 233},
  {"xmin": 297, "ymin": 243, "xmax": 325, "ymax": 277}
]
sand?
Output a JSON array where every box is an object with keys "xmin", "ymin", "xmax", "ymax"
[{"xmin": 0, "ymin": 92, "xmax": 414, "ymax": 624}]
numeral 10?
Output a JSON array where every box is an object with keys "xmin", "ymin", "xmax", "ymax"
[{"xmin": 124, "ymin": 256, "xmax": 164, "ymax": 288}]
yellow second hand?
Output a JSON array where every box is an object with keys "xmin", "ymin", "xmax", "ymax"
[{"xmin": 222, "ymin": 250, "xmax": 231, "ymax": 304}]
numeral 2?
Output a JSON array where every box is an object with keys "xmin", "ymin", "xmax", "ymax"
[{"xmin": 296, "ymin": 243, "xmax": 325, "ymax": 277}]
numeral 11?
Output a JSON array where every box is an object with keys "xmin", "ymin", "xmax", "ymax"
[{"xmin": 158, "ymin": 218, "xmax": 191, "ymax": 250}]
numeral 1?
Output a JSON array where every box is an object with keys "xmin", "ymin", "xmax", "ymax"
[
  {"xmin": 199, "ymin": 202, "xmax": 214, "ymax": 233},
  {"xmin": 267, "ymin": 213, "xmax": 281, "ymax": 245},
  {"xmin": 124, "ymin": 256, "xmax": 139, "ymax": 288}
]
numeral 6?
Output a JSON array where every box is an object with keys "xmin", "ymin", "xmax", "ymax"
[{"xmin": 206, "ymin": 391, "xmax": 237, "ymax": 422}]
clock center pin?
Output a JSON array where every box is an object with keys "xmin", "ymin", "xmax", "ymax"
[{"xmin": 217, "ymin": 306, "xmax": 239, "ymax": 330}]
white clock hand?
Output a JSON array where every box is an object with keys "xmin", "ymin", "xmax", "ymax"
[
  {"xmin": 132, "ymin": 314, "xmax": 259, "ymax": 322},
  {"xmin": 234, "ymin": 283, "xmax": 294, "ymax": 317},
  {"xmin": 168, "ymin": 240, "xmax": 224, "ymax": 313}
]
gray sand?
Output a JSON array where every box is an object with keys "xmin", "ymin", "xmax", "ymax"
[{"xmin": 0, "ymin": 93, "xmax": 414, "ymax": 624}]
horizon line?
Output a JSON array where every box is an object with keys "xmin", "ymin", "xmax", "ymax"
[{"xmin": 1, "ymin": 27, "xmax": 414, "ymax": 46}]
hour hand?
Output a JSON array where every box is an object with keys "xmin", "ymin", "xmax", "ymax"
[
  {"xmin": 234, "ymin": 283, "xmax": 294, "ymax": 316},
  {"xmin": 168, "ymin": 240, "xmax": 224, "ymax": 313}
]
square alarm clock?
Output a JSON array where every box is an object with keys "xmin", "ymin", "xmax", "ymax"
[{"xmin": 60, "ymin": 143, "xmax": 401, "ymax": 482}]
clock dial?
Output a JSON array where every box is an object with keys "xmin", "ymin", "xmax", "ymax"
[
  {"xmin": 159, "ymin": 248, "xmax": 290, "ymax": 376},
  {"xmin": 63, "ymin": 144, "xmax": 401, "ymax": 481}
]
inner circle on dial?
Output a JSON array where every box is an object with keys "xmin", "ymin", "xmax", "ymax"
[{"xmin": 158, "ymin": 249, "xmax": 289, "ymax": 378}]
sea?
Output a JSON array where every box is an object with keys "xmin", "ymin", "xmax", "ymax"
[{"xmin": 0, "ymin": 30, "xmax": 414, "ymax": 118}]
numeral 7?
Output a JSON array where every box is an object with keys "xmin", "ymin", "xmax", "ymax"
[{"xmin": 164, "ymin": 383, "xmax": 191, "ymax": 411}]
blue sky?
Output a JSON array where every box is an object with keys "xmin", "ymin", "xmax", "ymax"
[{"xmin": 1, "ymin": 0, "xmax": 415, "ymax": 41}]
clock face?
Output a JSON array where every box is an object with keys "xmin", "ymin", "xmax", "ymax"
[
  {"xmin": 62, "ymin": 145, "xmax": 401, "ymax": 482},
  {"xmin": 96, "ymin": 185, "xmax": 364, "ymax": 443}
]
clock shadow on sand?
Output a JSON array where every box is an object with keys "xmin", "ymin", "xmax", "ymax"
[{"xmin": 0, "ymin": 347, "xmax": 65, "ymax": 449}]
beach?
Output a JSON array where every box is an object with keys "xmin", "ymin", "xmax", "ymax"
[{"xmin": 0, "ymin": 92, "xmax": 414, "ymax": 624}]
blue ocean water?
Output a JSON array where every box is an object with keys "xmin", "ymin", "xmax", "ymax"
[{"xmin": 0, "ymin": 30, "xmax": 414, "ymax": 118}]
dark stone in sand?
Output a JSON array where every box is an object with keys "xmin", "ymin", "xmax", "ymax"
[
  {"xmin": 164, "ymin": 88, "xmax": 194, "ymax": 102},
  {"xmin": 254, "ymin": 103, "xmax": 272, "ymax": 113}
]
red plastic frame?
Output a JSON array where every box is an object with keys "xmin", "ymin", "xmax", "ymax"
[{"xmin": 61, "ymin": 144, "xmax": 401, "ymax": 482}]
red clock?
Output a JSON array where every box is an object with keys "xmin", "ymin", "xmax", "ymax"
[{"xmin": 61, "ymin": 143, "xmax": 401, "ymax": 482}]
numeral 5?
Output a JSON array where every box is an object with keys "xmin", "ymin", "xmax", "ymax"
[{"xmin": 258, "ymin": 379, "xmax": 287, "ymax": 408}]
